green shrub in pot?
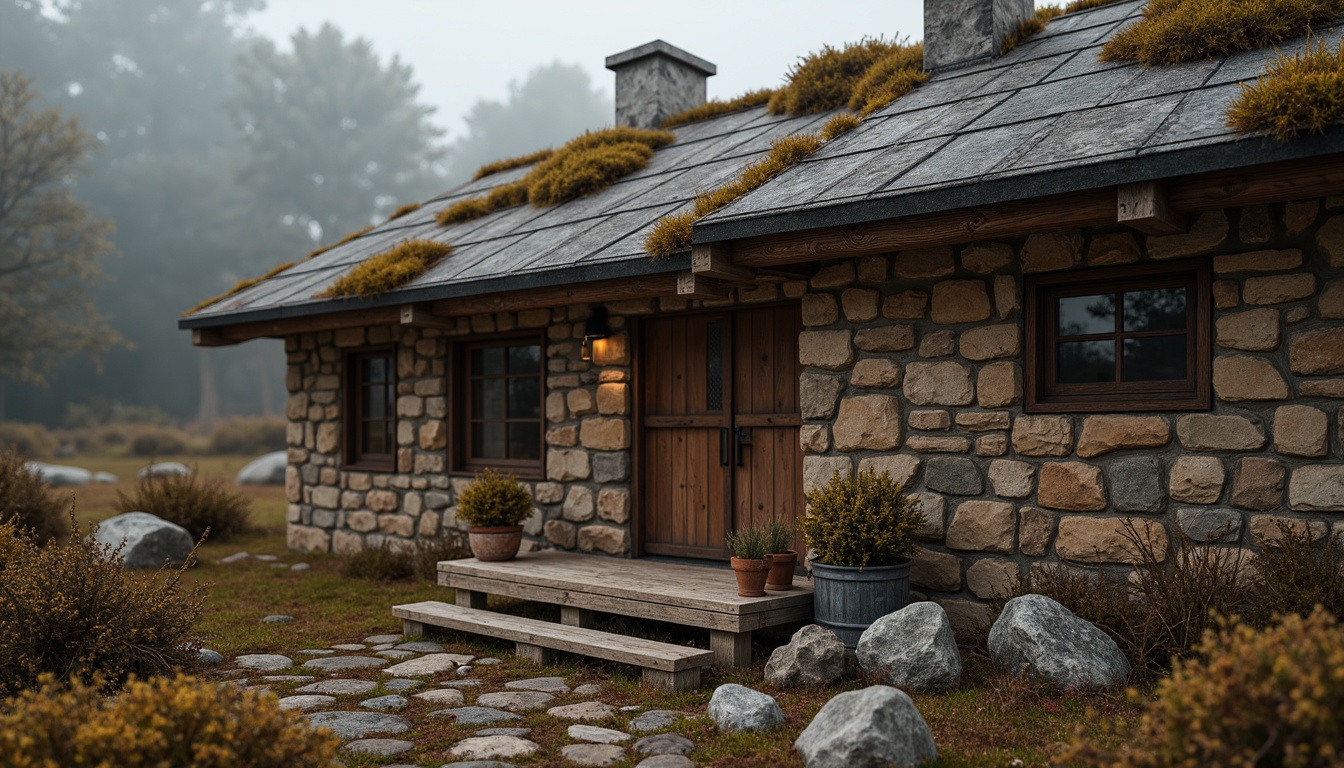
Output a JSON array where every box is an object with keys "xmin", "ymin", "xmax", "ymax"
[{"xmin": 457, "ymin": 469, "xmax": 533, "ymax": 561}]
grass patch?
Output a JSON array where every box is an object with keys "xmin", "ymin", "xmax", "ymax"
[
  {"xmin": 645, "ymin": 133, "xmax": 825, "ymax": 260},
  {"xmin": 437, "ymin": 127, "xmax": 675, "ymax": 227},
  {"xmin": 662, "ymin": 88, "xmax": 781, "ymax": 128},
  {"xmin": 386, "ymin": 202, "xmax": 421, "ymax": 222},
  {"xmin": 318, "ymin": 239, "xmax": 452, "ymax": 299},
  {"xmin": 471, "ymin": 148, "xmax": 556, "ymax": 181},
  {"xmin": 1102, "ymin": 0, "xmax": 1344, "ymax": 66},
  {"xmin": 769, "ymin": 38, "xmax": 925, "ymax": 116},
  {"xmin": 820, "ymin": 112, "xmax": 862, "ymax": 139},
  {"xmin": 305, "ymin": 225, "xmax": 374, "ymax": 261},
  {"xmin": 184, "ymin": 261, "xmax": 295, "ymax": 315},
  {"xmin": 1227, "ymin": 40, "xmax": 1344, "ymax": 140}
]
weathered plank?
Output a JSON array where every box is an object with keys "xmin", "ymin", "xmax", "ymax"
[
  {"xmin": 1117, "ymin": 180, "xmax": 1187, "ymax": 235},
  {"xmin": 392, "ymin": 601, "xmax": 714, "ymax": 673}
]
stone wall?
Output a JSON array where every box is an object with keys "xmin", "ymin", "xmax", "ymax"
[
  {"xmin": 283, "ymin": 284, "xmax": 797, "ymax": 557},
  {"xmin": 798, "ymin": 196, "xmax": 1344, "ymax": 629}
]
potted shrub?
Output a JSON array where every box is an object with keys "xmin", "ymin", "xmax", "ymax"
[
  {"xmin": 799, "ymin": 468, "xmax": 924, "ymax": 647},
  {"xmin": 763, "ymin": 518, "xmax": 797, "ymax": 592},
  {"xmin": 456, "ymin": 469, "xmax": 533, "ymax": 562},
  {"xmin": 725, "ymin": 525, "xmax": 770, "ymax": 597}
]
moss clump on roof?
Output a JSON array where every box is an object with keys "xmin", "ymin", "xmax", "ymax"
[
  {"xmin": 386, "ymin": 202, "xmax": 421, "ymax": 222},
  {"xmin": 821, "ymin": 112, "xmax": 862, "ymax": 140},
  {"xmin": 1000, "ymin": 5, "xmax": 1066, "ymax": 56},
  {"xmin": 1102, "ymin": 0, "xmax": 1344, "ymax": 66},
  {"xmin": 184, "ymin": 261, "xmax": 295, "ymax": 315},
  {"xmin": 847, "ymin": 43, "xmax": 929, "ymax": 116},
  {"xmin": 471, "ymin": 148, "xmax": 556, "ymax": 181},
  {"xmin": 644, "ymin": 133, "xmax": 825, "ymax": 260},
  {"xmin": 305, "ymin": 225, "xmax": 374, "ymax": 260},
  {"xmin": 436, "ymin": 127, "xmax": 676, "ymax": 227},
  {"xmin": 318, "ymin": 239, "xmax": 453, "ymax": 299},
  {"xmin": 1062, "ymin": 0, "xmax": 1127, "ymax": 10},
  {"xmin": 768, "ymin": 38, "xmax": 925, "ymax": 116},
  {"xmin": 1227, "ymin": 40, "xmax": 1344, "ymax": 140},
  {"xmin": 661, "ymin": 89, "xmax": 781, "ymax": 128}
]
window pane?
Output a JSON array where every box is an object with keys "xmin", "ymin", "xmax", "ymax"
[
  {"xmin": 1123, "ymin": 288, "xmax": 1187, "ymax": 332},
  {"xmin": 362, "ymin": 356, "xmax": 387, "ymax": 384},
  {"xmin": 364, "ymin": 385, "xmax": 386, "ymax": 419},
  {"xmin": 507, "ymin": 377, "xmax": 540, "ymax": 419},
  {"xmin": 363, "ymin": 421, "xmax": 389, "ymax": 455},
  {"xmin": 472, "ymin": 346, "xmax": 506, "ymax": 376},
  {"xmin": 508, "ymin": 344, "xmax": 541, "ymax": 375},
  {"xmin": 508, "ymin": 422, "xmax": 541, "ymax": 461},
  {"xmin": 1057, "ymin": 294, "xmax": 1115, "ymax": 336},
  {"xmin": 1124, "ymin": 336, "xmax": 1187, "ymax": 381},
  {"xmin": 472, "ymin": 422, "xmax": 506, "ymax": 459},
  {"xmin": 472, "ymin": 379, "xmax": 506, "ymax": 419},
  {"xmin": 1057, "ymin": 340, "xmax": 1115, "ymax": 384}
]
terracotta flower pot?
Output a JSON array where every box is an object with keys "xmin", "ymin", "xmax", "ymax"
[
  {"xmin": 764, "ymin": 550, "xmax": 798, "ymax": 591},
  {"xmin": 730, "ymin": 557, "xmax": 771, "ymax": 597},
  {"xmin": 467, "ymin": 525, "xmax": 524, "ymax": 562}
]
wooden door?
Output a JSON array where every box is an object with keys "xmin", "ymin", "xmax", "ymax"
[{"xmin": 640, "ymin": 305, "xmax": 803, "ymax": 560}]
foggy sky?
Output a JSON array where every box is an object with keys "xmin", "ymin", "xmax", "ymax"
[{"xmin": 247, "ymin": 0, "xmax": 925, "ymax": 138}]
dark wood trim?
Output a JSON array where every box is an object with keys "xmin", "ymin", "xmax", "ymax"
[
  {"xmin": 448, "ymin": 331, "xmax": 547, "ymax": 477},
  {"xmin": 1024, "ymin": 259, "xmax": 1211, "ymax": 413},
  {"xmin": 431, "ymin": 274, "xmax": 680, "ymax": 317},
  {"xmin": 629, "ymin": 314, "xmax": 644, "ymax": 559},
  {"xmin": 343, "ymin": 345, "xmax": 397, "ymax": 472}
]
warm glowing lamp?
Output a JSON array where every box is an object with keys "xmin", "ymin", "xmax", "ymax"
[{"xmin": 580, "ymin": 305, "xmax": 610, "ymax": 362}]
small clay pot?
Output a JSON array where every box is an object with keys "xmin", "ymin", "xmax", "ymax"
[
  {"xmin": 765, "ymin": 550, "xmax": 798, "ymax": 591},
  {"xmin": 467, "ymin": 525, "xmax": 524, "ymax": 562},
  {"xmin": 730, "ymin": 557, "xmax": 771, "ymax": 597}
]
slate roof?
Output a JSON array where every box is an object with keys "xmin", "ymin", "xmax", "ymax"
[
  {"xmin": 181, "ymin": 106, "xmax": 836, "ymax": 328},
  {"xmin": 183, "ymin": 0, "xmax": 1344, "ymax": 331},
  {"xmin": 696, "ymin": 0, "xmax": 1344, "ymax": 242}
]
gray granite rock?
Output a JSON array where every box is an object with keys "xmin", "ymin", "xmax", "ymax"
[
  {"xmin": 764, "ymin": 624, "xmax": 847, "ymax": 687},
  {"xmin": 415, "ymin": 688, "xmax": 466, "ymax": 706},
  {"xmin": 442, "ymin": 679, "xmax": 483, "ymax": 689},
  {"xmin": 633, "ymin": 733, "xmax": 694, "ymax": 755},
  {"xmin": 361, "ymin": 694, "xmax": 409, "ymax": 711},
  {"xmin": 924, "ymin": 457, "xmax": 982, "ymax": 495},
  {"xmin": 568, "ymin": 724, "xmax": 631, "ymax": 743},
  {"xmin": 331, "ymin": 643, "xmax": 366, "ymax": 651},
  {"xmin": 635, "ymin": 757, "xmax": 694, "ymax": 768},
  {"xmin": 342, "ymin": 738, "xmax": 414, "ymax": 757},
  {"xmin": 304, "ymin": 711, "xmax": 410, "ymax": 740},
  {"xmin": 235, "ymin": 654, "xmax": 293, "ymax": 672},
  {"xmin": 629, "ymin": 710, "xmax": 681, "ymax": 732},
  {"xmin": 262, "ymin": 614, "xmax": 294, "ymax": 624},
  {"xmin": 25, "ymin": 461, "xmax": 92, "ymax": 486},
  {"xmin": 794, "ymin": 685, "xmax": 938, "ymax": 768},
  {"xmin": 383, "ymin": 678, "xmax": 424, "ymax": 691},
  {"xmin": 302, "ymin": 655, "xmax": 388, "ymax": 672},
  {"xmin": 297, "ymin": 649, "xmax": 335, "ymax": 656},
  {"xmin": 397, "ymin": 640, "xmax": 445, "ymax": 653},
  {"xmin": 475, "ymin": 657, "xmax": 503, "ymax": 665},
  {"xmin": 857, "ymin": 602, "xmax": 961, "ymax": 691},
  {"xmin": 573, "ymin": 683, "xmax": 602, "ymax": 696},
  {"xmin": 989, "ymin": 594, "xmax": 1130, "ymax": 689},
  {"xmin": 560, "ymin": 744, "xmax": 625, "ymax": 767},
  {"xmin": 1109, "ymin": 457, "xmax": 1165, "ymax": 513},
  {"xmin": 235, "ymin": 451, "xmax": 287, "ymax": 485},
  {"xmin": 364, "ymin": 633, "xmax": 403, "ymax": 643},
  {"xmin": 549, "ymin": 701, "xmax": 617, "ymax": 721},
  {"xmin": 448, "ymin": 735, "xmax": 539, "ymax": 760},
  {"xmin": 261, "ymin": 675, "xmax": 315, "ymax": 683},
  {"xmin": 197, "ymin": 648, "xmax": 224, "ymax": 665},
  {"xmin": 91, "ymin": 512, "xmax": 194, "ymax": 569},
  {"xmin": 476, "ymin": 727, "xmax": 530, "ymax": 737},
  {"xmin": 429, "ymin": 706, "xmax": 522, "ymax": 725},
  {"xmin": 295, "ymin": 678, "xmax": 378, "ymax": 695},
  {"xmin": 137, "ymin": 461, "xmax": 191, "ymax": 479},
  {"xmin": 505, "ymin": 676, "xmax": 570, "ymax": 693},
  {"xmin": 707, "ymin": 684, "xmax": 783, "ymax": 732},
  {"xmin": 384, "ymin": 653, "xmax": 471, "ymax": 676},
  {"xmin": 477, "ymin": 691, "xmax": 555, "ymax": 711},
  {"xmin": 378, "ymin": 649, "xmax": 417, "ymax": 660},
  {"xmin": 254, "ymin": 554, "xmax": 279, "ymax": 562},
  {"xmin": 219, "ymin": 552, "xmax": 250, "ymax": 564},
  {"xmin": 92, "ymin": 471, "xmax": 118, "ymax": 484},
  {"xmin": 277, "ymin": 694, "xmax": 335, "ymax": 711},
  {"xmin": 290, "ymin": 562, "xmax": 310, "ymax": 571},
  {"xmin": 437, "ymin": 762, "xmax": 518, "ymax": 768},
  {"xmin": 1177, "ymin": 506, "xmax": 1243, "ymax": 542}
]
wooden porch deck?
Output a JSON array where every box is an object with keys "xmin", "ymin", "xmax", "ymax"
[{"xmin": 435, "ymin": 550, "xmax": 814, "ymax": 667}]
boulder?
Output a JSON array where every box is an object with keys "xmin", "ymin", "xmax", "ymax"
[
  {"xmin": 93, "ymin": 471, "xmax": 119, "ymax": 484},
  {"xmin": 856, "ymin": 602, "xmax": 961, "ymax": 691},
  {"xmin": 235, "ymin": 451, "xmax": 287, "ymax": 485},
  {"xmin": 988, "ymin": 594, "xmax": 1129, "ymax": 689},
  {"xmin": 706, "ymin": 684, "xmax": 783, "ymax": 732},
  {"xmin": 91, "ymin": 512, "xmax": 194, "ymax": 569},
  {"xmin": 24, "ymin": 461, "xmax": 92, "ymax": 487},
  {"xmin": 793, "ymin": 685, "xmax": 937, "ymax": 768},
  {"xmin": 137, "ymin": 462, "xmax": 192, "ymax": 479},
  {"xmin": 763, "ymin": 624, "xmax": 847, "ymax": 687}
]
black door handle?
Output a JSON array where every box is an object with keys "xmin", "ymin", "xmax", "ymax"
[
  {"xmin": 735, "ymin": 426, "xmax": 751, "ymax": 467},
  {"xmin": 719, "ymin": 428, "xmax": 730, "ymax": 467}
]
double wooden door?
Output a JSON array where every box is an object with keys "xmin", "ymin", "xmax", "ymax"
[{"xmin": 640, "ymin": 304, "xmax": 804, "ymax": 560}]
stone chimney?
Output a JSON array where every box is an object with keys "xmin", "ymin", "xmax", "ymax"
[
  {"xmin": 605, "ymin": 40, "xmax": 716, "ymax": 129},
  {"xmin": 924, "ymin": 0, "xmax": 1034, "ymax": 73}
]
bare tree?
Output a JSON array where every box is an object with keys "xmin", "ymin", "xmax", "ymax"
[{"xmin": 0, "ymin": 71, "xmax": 122, "ymax": 386}]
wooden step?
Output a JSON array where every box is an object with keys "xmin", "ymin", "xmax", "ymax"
[{"xmin": 392, "ymin": 600, "xmax": 714, "ymax": 691}]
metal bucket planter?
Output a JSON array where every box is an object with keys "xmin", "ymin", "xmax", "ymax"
[{"xmin": 810, "ymin": 560, "xmax": 911, "ymax": 648}]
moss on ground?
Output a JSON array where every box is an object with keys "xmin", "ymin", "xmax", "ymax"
[
  {"xmin": 661, "ymin": 89, "xmax": 780, "ymax": 128},
  {"xmin": 1102, "ymin": 0, "xmax": 1344, "ymax": 66},
  {"xmin": 1227, "ymin": 40, "xmax": 1344, "ymax": 140},
  {"xmin": 318, "ymin": 239, "xmax": 452, "ymax": 299},
  {"xmin": 185, "ymin": 261, "xmax": 295, "ymax": 315}
]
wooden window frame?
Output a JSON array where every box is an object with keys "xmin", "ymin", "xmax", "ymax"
[
  {"xmin": 1024, "ymin": 260, "xmax": 1211, "ymax": 413},
  {"xmin": 448, "ymin": 332, "xmax": 546, "ymax": 478},
  {"xmin": 343, "ymin": 345, "xmax": 397, "ymax": 471}
]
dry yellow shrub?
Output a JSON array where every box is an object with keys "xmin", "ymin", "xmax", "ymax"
[
  {"xmin": 1227, "ymin": 41, "xmax": 1344, "ymax": 141},
  {"xmin": 386, "ymin": 201, "xmax": 421, "ymax": 221},
  {"xmin": 821, "ymin": 112, "xmax": 862, "ymax": 139},
  {"xmin": 318, "ymin": 239, "xmax": 452, "ymax": 299},
  {"xmin": 1102, "ymin": 0, "xmax": 1344, "ymax": 66},
  {"xmin": 472, "ymin": 147, "xmax": 555, "ymax": 180}
]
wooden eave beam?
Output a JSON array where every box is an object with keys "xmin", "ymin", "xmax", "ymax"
[
  {"xmin": 428, "ymin": 273, "xmax": 679, "ymax": 317},
  {"xmin": 691, "ymin": 242, "xmax": 756, "ymax": 283},
  {"xmin": 191, "ymin": 328, "xmax": 232, "ymax": 347},
  {"xmin": 676, "ymin": 271, "xmax": 731, "ymax": 298},
  {"xmin": 1118, "ymin": 180, "xmax": 1187, "ymax": 235},
  {"xmin": 400, "ymin": 304, "xmax": 455, "ymax": 329}
]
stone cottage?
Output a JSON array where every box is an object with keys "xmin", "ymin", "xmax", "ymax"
[{"xmin": 182, "ymin": 0, "xmax": 1344, "ymax": 624}]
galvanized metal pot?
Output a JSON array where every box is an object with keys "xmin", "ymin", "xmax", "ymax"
[{"xmin": 810, "ymin": 560, "xmax": 911, "ymax": 648}]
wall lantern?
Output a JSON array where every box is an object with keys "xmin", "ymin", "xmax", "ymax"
[{"xmin": 580, "ymin": 305, "xmax": 610, "ymax": 362}]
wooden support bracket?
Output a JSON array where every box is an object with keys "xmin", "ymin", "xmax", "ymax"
[
  {"xmin": 191, "ymin": 328, "xmax": 236, "ymax": 347},
  {"xmin": 677, "ymin": 271, "xmax": 731, "ymax": 298},
  {"xmin": 691, "ymin": 242, "xmax": 756, "ymax": 283},
  {"xmin": 1118, "ymin": 181, "xmax": 1188, "ymax": 235},
  {"xmin": 400, "ymin": 304, "xmax": 455, "ymax": 329}
]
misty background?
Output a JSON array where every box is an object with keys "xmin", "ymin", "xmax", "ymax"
[{"xmin": 0, "ymin": 0, "xmax": 919, "ymax": 432}]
